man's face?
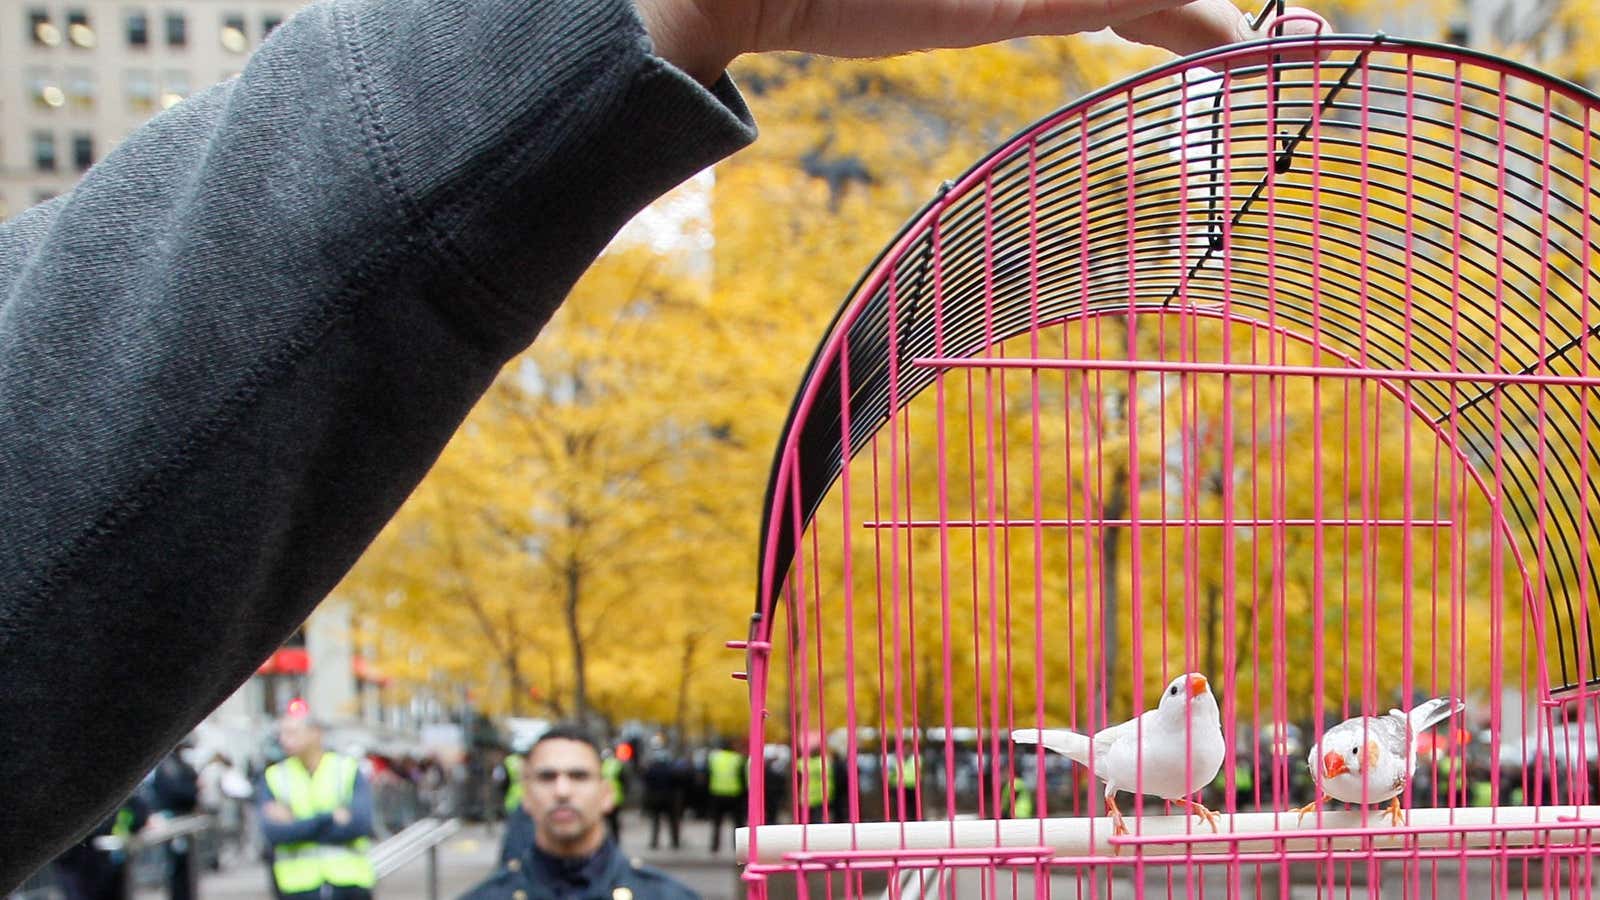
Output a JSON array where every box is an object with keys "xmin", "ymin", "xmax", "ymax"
[
  {"xmin": 525, "ymin": 739, "xmax": 613, "ymax": 854},
  {"xmin": 278, "ymin": 718, "xmax": 319, "ymax": 758}
]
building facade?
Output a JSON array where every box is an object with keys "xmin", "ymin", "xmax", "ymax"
[{"xmin": 1, "ymin": 0, "xmax": 304, "ymax": 219}]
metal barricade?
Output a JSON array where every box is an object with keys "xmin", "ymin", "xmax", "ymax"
[
  {"xmin": 370, "ymin": 817, "xmax": 461, "ymax": 900},
  {"xmin": 98, "ymin": 814, "xmax": 215, "ymax": 899}
]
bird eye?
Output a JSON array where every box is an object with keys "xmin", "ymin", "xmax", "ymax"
[
  {"xmin": 1351, "ymin": 746, "xmax": 1360, "ymax": 756},
  {"xmin": 1170, "ymin": 685, "xmax": 1179, "ymax": 696}
]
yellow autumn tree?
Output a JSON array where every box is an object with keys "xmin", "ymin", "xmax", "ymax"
[{"xmin": 341, "ymin": 235, "xmax": 755, "ymax": 734}]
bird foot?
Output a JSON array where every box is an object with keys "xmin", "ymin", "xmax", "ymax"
[
  {"xmin": 1103, "ymin": 799, "xmax": 1129, "ymax": 855},
  {"xmin": 1383, "ymin": 796, "xmax": 1405, "ymax": 826},
  {"xmin": 1177, "ymin": 798, "xmax": 1222, "ymax": 833},
  {"xmin": 1294, "ymin": 797, "xmax": 1325, "ymax": 825}
]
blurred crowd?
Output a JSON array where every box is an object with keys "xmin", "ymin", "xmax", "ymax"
[{"xmin": 35, "ymin": 704, "xmax": 1595, "ymax": 900}]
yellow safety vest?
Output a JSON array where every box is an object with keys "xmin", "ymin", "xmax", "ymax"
[
  {"xmin": 803, "ymin": 755, "xmax": 829, "ymax": 808},
  {"xmin": 601, "ymin": 757, "xmax": 625, "ymax": 805},
  {"xmin": 707, "ymin": 749, "xmax": 745, "ymax": 797},
  {"xmin": 503, "ymin": 754, "xmax": 524, "ymax": 813},
  {"xmin": 1008, "ymin": 777, "xmax": 1034, "ymax": 818},
  {"xmin": 1470, "ymin": 780, "xmax": 1494, "ymax": 807},
  {"xmin": 264, "ymin": 753, "xmax": 375, "ymax": 893},
  {"xmin": 112, "ymin": 806, "xmax": 136, "ymax": 840},
  {"xmin": 891, "ymin": 756, "xmax": 920, "ymax": 789}
]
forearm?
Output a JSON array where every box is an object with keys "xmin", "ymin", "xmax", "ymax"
[
  {"xmin": 0, "ymin": 0, "xmax": 753, "ymax": 888},
  {"xmin": 260, "ymin": 814, "xmax": 333, "ymax": 847},
  {"xmin": 319, "ymin": 779, "xmax": 375, "ymax": 843}
]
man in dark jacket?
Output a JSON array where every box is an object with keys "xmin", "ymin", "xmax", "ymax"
[
  {"xmin": 465, "ymin": 725, "xmax": 698, "ymax": 900},
  {"xmin": 51, "ymin": 793, "xmax": 149, "ymax": 900},
  {"xmin": 641, "ymin": 751, "xmax": 688, "ymax": 850},
  {"xmin": 146, "ymin": 744, "xmax": 201, "ymax": 900}
]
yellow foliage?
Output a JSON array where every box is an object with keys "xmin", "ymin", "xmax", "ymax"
[{"xmin": 338, "ymin": 2, "xmax": 1596, "ymax": 744}]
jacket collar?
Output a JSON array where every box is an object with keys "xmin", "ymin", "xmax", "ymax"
[{"xmin": 525, "ymin": 838, "xmax": 627, "ymax": 899}]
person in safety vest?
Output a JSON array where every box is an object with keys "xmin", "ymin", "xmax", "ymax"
[
  {"xmin": 258, "ymin": 714, "xmax": 375, "ymax": 900},
  {"xmin": 600, "ymin": 749, "xmax": 627, "ymax": 842},
  {"xmin": 503, "ymin": 750, "xmax": 525, "ymax": 816},
  {"xmin": 704, "ymin": 738, "xmax": 747, "ymax": 853},
  {"xmin": 800, "ymin": 746, "xmax": 830, "ymax": 825},
  {"xmin": 463, "ymin": 724, "xmax": 698, "ymax": 900},
  {"xmin": 50, "ymin": 791, "xmax": 149, "ymax": 900},
  {"xmin": 888, "ymin": 751, "xmax": 921, "ymax": 820},
  {"xmin": 499, "ymin": 748, "xmax": 536, "ymax": 867},
  {"xmin": 1004, "ymin": 773, "xmax": 1033, "ymax": 819},
  {"xmin": 1231, "ymin": 756, "xmax": 1256, "ymax": 811},
  {"xmin": 1469, "ymin": 759, "xmax": 1496, "ymax": 808}
]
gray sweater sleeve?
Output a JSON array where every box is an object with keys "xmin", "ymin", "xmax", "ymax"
[{"xmin": 0, "ymin": 0, "xmax": 754, "ymax": 886}]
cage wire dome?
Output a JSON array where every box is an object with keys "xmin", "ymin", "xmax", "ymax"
[{"xmin": 731, "ymin": 18, "xmax": 1600, "ymax": 900}]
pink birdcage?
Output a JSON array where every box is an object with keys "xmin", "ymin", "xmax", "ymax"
[{"xmin": 731, "ymin": 10, "xmax": 1600, "ymax": 900}]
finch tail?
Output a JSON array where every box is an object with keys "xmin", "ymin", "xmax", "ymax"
[
  {"xmin": 1011, "ymin": 728, "xmax": 1090, "ymax": 766},
  {"xmin": 1403, "ymin": 697, "xmax": 1466, "ymax": 736}
]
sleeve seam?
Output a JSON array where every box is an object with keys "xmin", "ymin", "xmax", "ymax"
[{"xmin": 330, "ymin": 0, "xmax": 513, "ymax": 316}]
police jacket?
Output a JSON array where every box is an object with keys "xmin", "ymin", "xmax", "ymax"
[
  {"xmin": 462, "ymin": 838, "xmax": 699, "ymax": 900},
  {"xmin": 499, "ymin": 805, "xmax": 535, "ymax": 866}
]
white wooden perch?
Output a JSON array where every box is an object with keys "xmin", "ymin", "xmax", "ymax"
[{"xmin": 735, "ymin": 806, "xmax": 1600, "ymax": 865}]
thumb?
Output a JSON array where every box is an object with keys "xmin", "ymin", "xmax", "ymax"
[{"xmin": 1115, "ymin": 1, "xmax": 1329, "ymax": 58}]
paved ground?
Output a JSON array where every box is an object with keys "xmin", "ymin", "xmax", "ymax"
[
  {"xmin": 129, "ymin": 814, "xmax": 1595, "ymax": 900},
  {"xmin": 142, "ymin": 810, "xmax": 742, "ymax": 900}
]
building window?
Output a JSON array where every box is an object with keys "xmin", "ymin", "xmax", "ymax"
[
  {"xmin": 220, "ymin": 14, "xmax": 247, "ymax": 53},
  {"xmin": 66, "ymin": 10, "xmax": 95, "ymax": 47},
  {"xmin": 160, "ymin": 70, "xmax": 189, "ymax": 108},
  {"xmin": 66, "ymin": 69, "xmax": 95, "ymax": 108},
  {"xmin": 125, "ymin": 70, "xmax": 155, "ymax": 112},
  {"xmin": 262, "ymin": 14, "xmax": 282, "ymax": 37},
  {"xmin": 126, "ymin": 10, "xmax": 148, "ymax": 47},
  {"xmin": 165, "ymin": 11, "xmax": 185, "ymax": 47},
  {"xmin": 71, "ymin": 134, "xmax": 94, "ymax": 171},
  {"xmin": 29, "ymin": 9, "xmax": 61, "ymax": 46},
  {"xmin": 34, "ymin": 132, "xmax": 58, "ymax": 172},
  {"xmin": 28, "ymin": 69, "xmax": 65, "ymax": 109}
]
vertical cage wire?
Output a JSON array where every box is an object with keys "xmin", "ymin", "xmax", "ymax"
[{"xmin": 738, "ymin": 29, "xmax": 1600, "ymax": 900}]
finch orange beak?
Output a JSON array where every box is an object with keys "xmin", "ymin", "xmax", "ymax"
[
  {"xmin": 1322, "ymin": 750, "xmax": 1349, "ymax": 779},
  {"xmin": 1188, "ymin": 675, "xmax": 1208, "ymax": 698}
]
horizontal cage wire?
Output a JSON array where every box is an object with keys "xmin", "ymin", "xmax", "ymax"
[{"xmin": 734, "ymin": 28, "xmax": 1600, "ymax": 900}]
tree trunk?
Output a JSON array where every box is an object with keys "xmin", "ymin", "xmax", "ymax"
[
  {"xmin": 674, "ymin": 632, "xmax": 700, "ymax": 750},
  {"xmin": 1203, "ymin": 462, "xmax": 1224, "ymax": 683},
  {"xmin": 507, "ymin": 651, "xmax": 528, "ymax": 717},
  {"xmin": 543, "ymin": 654, "xmax": 568, "ymax": 718},
  {"xmin": 1098, "ymin": 461, "xmax": 1128, "ymax": 722},
  {"xmin": 565, "ymin": 555, "xmax": 590, "ymax": 725},
  {"xmin": 1205, "ymin": 582, "xmax": 1221, "ymax": 681}
]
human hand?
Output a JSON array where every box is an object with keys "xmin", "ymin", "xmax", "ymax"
[
  {"xmin": 635, "ymin": 0, "xmax": 1329, "ymax": 86},
  {"xmin": 264, "ymin": 802, "xmax": 294, "ymax": 824},
  {"xmin": 332, "ymin": 808, "xmax": 351, "ymax": 826}
]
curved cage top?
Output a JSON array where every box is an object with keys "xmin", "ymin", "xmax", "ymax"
[{"xmin": 755, "ymin": 32, "xmax": 1600, "ymax": 691}]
